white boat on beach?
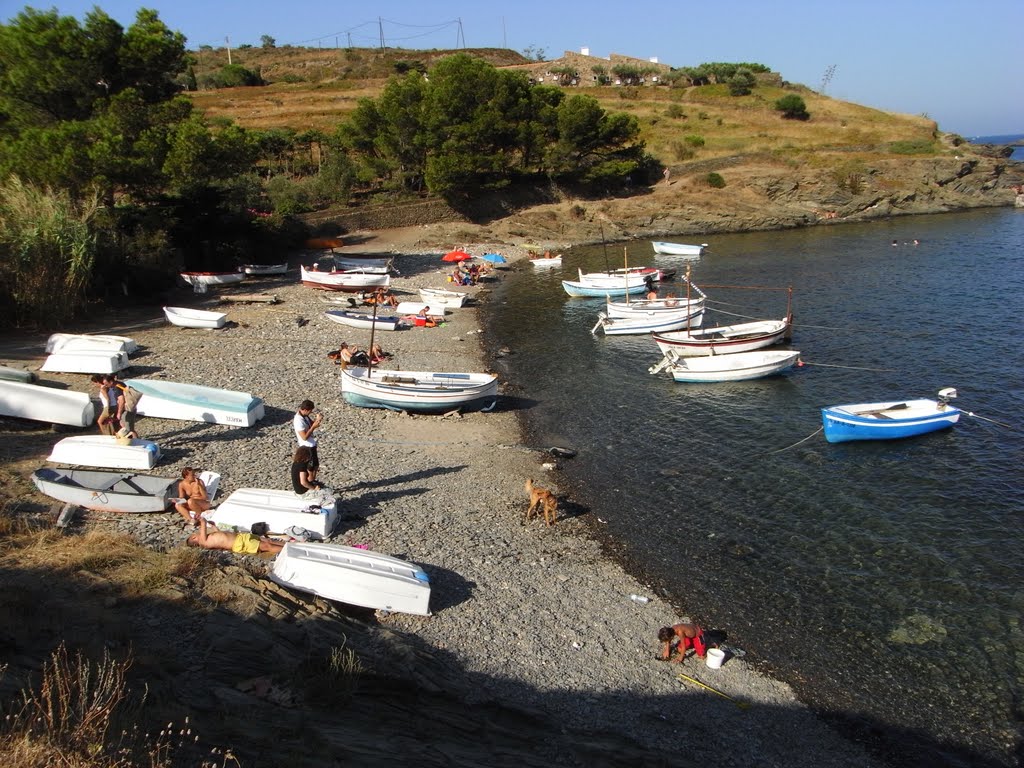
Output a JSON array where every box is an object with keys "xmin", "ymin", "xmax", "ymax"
[
  {"xmin": 122, "ymin": 378, "xmax": 265, "ymax": 427},
  {"xmin": 270, "ymin": 541, "xmax": 432, "ymax": 616},
  {"xmin": 649, "ymin": 349, "xmax": 802, "ymax": 382},
  {"xmin": 340, "ymin": 367, "xmax": 498, "ymax": 413},
  {"xmin": 41, "ymin": 349, "xmax": 129, "ymax": 375},
  {"xmin": 180, "ymin": 271, "xmax": 246, "ymax": 288},
  {"xmin": 45, "ymin": 333, "xmax": 137, "ymax": 355},
  {"xmin": 0, "ymin": 365, "xmax": 36, "ymax": 383},
  {"xmin": 332, "ymin": 257, "xmax": 393, "ymax": 274},
  {"xmin": 653, "ymin": 319, "xmax": 791, "ymax": 357},
  {"xmin": 419, "ymin": 287, "xmax": 468, "ymax": 308},
  {"xmin": 301, "ymin": 265, "xmax": 391, "ymax": 292},
  {"xmin": 209, "ymin": 488, "xmax": 339, "ymax": 538},
  {"xmin": 239, "ymin": 263, "xmax": 288, "ymax": 276},
  {"xmin": 323, "ymin": 310, "xmax": 403, "ymax": 331},
  {"xmin": 163, "ymin": 306, "xmax": 227, "ymax": 329},
  {"xmin": 31, "ymin": 467, "xmax": 179, "ymax": 513},
  {"xmin": 652, "ymin": 241, "xmax": 707, "ymax": 257},
  {"xmin": 0, "ymin": 379, "xmax": 96, "ymax": 427},
  {"xmin": 592, "ymin": 306, "xmax": 705, "ymax": 336},
  {"xmin": 395, "ymin": 301, "xmax": 448, "ymax": 316},
  {"xmin": 47, "ymin": 435, "xmax": 162, "ymax": 470}
]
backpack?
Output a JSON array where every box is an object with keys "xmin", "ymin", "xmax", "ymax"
[{"xmin": 116, "ymin": 383, "xmax": 143, "ymax": 412}]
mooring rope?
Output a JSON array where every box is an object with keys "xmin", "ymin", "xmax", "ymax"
[
  {"xmin": 798, "ymin": 360, "xmax": 895, "ymax": 372},
  {"xmin": 765, "ymin": 426, "xmax": 824, "ymax": 455},
  {"xmin": 963, "ymin": 411, "xmax": 1015, "ymax": 429}
]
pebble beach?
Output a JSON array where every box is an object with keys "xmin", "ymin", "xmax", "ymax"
[{"xmin": 0, "ymin": 238, "xmax": 886, "ymax": 767}]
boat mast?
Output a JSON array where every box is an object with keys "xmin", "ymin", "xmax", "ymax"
[{"xmin": 367, "ymin": 300, "xmax": 378, "ymax": 379}]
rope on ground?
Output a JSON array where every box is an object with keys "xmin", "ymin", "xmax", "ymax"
[
  {"xmin": 798, "ymin": 360, "xmax": 895, "ymax": 372},
  {"xmin": 765, "ymin": 426, "xmax": 824, "ymax": 455}
]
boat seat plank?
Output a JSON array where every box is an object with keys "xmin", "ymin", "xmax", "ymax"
[{"xmin": 381, "ymin": 375, "xmax": 418, "ymax": 384}]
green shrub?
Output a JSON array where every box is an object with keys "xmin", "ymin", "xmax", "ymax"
[
  {"xmin": 670, "ymin": 142, "xmax": 695, "ymax": 161},
  {"xmin": 887, "ymin": 139, "xmax": 936, "ymax": 155},
  {"xmin": 684, "ymin": 135, "xmax": 705, "ymax": 147},
  {"xmin": 775, "ymin": 94, "xmax": 809, "ymax": 120},
  {"xmin": 706, "ymin": 172, "xmax": 726, "ymax": 188},
  {"xmin": 665, "ymin": 104, "xmax": 686, "ymax": 119}
]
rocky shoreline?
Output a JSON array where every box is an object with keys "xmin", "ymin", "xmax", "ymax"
[{"xmin": 0, "ymin": 244, "xmax": 885, "ymax": 766}]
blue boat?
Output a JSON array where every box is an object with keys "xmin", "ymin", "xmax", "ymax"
[{"xmin": 821, "ymin": 388, "xmax": 961, "ymax": 443}]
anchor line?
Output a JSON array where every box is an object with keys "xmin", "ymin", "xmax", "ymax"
[
  {"xmin": 765, "ymin": 426, "xmax": 824, "ymax": 455},
  {"xmin": 963, "ymin": 411, "xmax": 1015, "ymax": 430},
  {"xmin": 798, "ymin": 360, "xmax": 895, "ymax": 372}
]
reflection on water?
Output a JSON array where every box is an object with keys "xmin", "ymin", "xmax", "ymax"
[{"xmin": 485, "ymin": 209, "xmax": 1024, "ymax": 766}]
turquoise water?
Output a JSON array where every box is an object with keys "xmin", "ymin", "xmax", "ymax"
[{"xmin": 485, "ymin": 209, "xmax": 1024, "ymax": 767}]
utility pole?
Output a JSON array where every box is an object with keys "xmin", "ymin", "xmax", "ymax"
[
  {"xmin": 456, "ymin": 18, "xmax": 465, "ymax": 48},
  {"xmin": 225, "ymin": 35, "xmax": 232, "ymax": 65},
  {"xmin": 379, "ymin": 17, "xmax": 385, "ymax": 49}
]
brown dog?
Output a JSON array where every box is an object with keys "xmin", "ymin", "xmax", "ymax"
[{"xmin": 525, "ymin": 478, "xmax": 558, "ymax": 526}]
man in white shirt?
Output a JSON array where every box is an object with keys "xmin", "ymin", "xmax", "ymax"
[{"xmin": 293, "ymin": 399, "xmax": 323, "ymax": 484}]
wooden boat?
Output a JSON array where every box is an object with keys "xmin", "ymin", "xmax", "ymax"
[
  {"xmin": 239, "ymin": 263, "xmax": 288, "ymax": 276},
  {"xmin": 122, "ymin": 378, "xmax": 265, "ymax": 427},
  {"xmin": 652, "ymin": 241, "xmax": 707, "ymax": 257},
  {"xmin": 821, "ymin": 389, "xmax": 961, "ymax": 443},
  {"xmin": 592, "ymin": 307, "xmax": 705, "ymax": 336},
  {"xmin": 575, "ymin": 268, "xmax": 656, "ymax": 287},
  {"xmin": 323, "ymin": 310, "xmax": 403, "ymax": 331},
  {"xmin": 653, "ymin": 319, "xmax": 791, "ymax": 357},
  {"xmin": 47, "ymin": 435, "xmax": 162, "ymax": 470},
  {"xmin": 0, "ymin": 380, "xmax": 96, "ymax": 427},
  {"xmin": 45, "ymin": 333, "xmax": 137, "ymax": 355},
  {"xmin": 31, "ymin": 468, "xmax": 178, "ymax": 513},
  {"xmin": 209, "ymin": 488, "xmax": 339, "ymax": 538},
  {"xmin": 332, "ymin": 257, "xmax": 392, "ymax": 274},
  {"xmin": 605, "ymin": 295, "xmax": 704, "ymax": 319},
  {"xmin": 300, "ymin": 265, "xmax": 390, "ymax": 292},
  {"xmin": 163, "ymin": 306, "xmax": 227, "ymax": 329},
  {"xmin": 418, "ymin": 287, "xmax": 468, "ymax": 308},
  {"xmin": 41, "ymin": 349, "xmax": 129, "ymax": 375},
  {"xmin": 562, "ymin": 269, "xmax": 649, "ymax": 298},
  {"xmin": 530, "ymin": 255, "xmax": 562, "ymax": 268},
  {"xmin": 270, "ymin": 541, "xmax": 432, "ymax": 616},
  {"xmin": 0, "ymin": 365, "xmax": 36, "ymax": 383},
  {"xmin": 649, "ymin": 349, "xmax": 801, "ymax": 382},
  {"xmin": 585, "ymin": 266, "xmax": 676, "ymax": 282},
  {"xmin": 395, "ymin": 301, "xmax": 447, "ymax": 316},
  {"xmin": 340, "ymin": 367, "xmax": 498, "ymax": 413},
  {"xmin": 180, "ymin": 271, "xmax": 245, "ymax": 288}
]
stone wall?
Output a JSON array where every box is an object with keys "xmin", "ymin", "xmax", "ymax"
[{"xmin": 298, "ymin": 198, "xmax": 467, "ymax": 233}]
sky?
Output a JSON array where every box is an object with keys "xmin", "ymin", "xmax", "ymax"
[{"xmin": 5, "ymin": 0, "xmax": 1022, "ymax": 137}]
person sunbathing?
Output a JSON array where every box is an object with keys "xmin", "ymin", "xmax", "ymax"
[
  {"xmin": 174, "ymin": 467, "xmax": 210, "ymax": 526},
  {"xmin": 186, "ymin": 517, "xmax": 284, "ymax": 555}
]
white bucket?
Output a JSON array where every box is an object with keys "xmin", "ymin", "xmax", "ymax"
[{"xmin": 705, "ymin": 648, "xmax": 726, "ymax": 669}]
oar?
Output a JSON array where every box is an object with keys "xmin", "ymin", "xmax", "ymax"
[{"xmin": 676, "ymin": 673, "xmax": 750, "ymax": 710}]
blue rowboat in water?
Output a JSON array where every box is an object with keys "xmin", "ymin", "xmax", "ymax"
[{"xmin": 821, "ymin": 388, "xmax": 961, "ymax": 443}]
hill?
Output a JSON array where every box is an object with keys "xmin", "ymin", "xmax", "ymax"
[{"xmin": 185, "ymin": 46, "xmax": 1022, "ymax": 245}]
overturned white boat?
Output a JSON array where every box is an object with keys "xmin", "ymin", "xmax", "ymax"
[
  {"xmin": 41, "ymin": 349, "xmax": 129, "ymax": 375},
  {"xmin": 270, "ymin": 541, "xmax": 432, "ymax": 616},
  {"xmin": 0, "ymin": 380, "xmax": 96, "ymax": 427},
  {"xmin": 31, "ymin": 468, "xmax": 178, "ymax": 513},
  {"xmin": 46, "ymin": 333, "xmax": 138, "ymax": 355},
  {"xmin": 47, "ymin": 435, "xmax": 162, "ymax": 470},
  {"xmin": 122, "ymin": 378, "xmax": 265, "ymax": 427},
  {"xmin": 418, "ymin": 287, "xmax": 468, "ymax": 308},
  {"xmin": 0, "ymin": 365, "xmax": 36, "ymax": 383},
  {"xmin": 395, "ymin": 301, "xmax": 448, "ymax": 316},
  {"xmin": 163, "ymin": 306, "xmax": 228, "ymax": 329},
  {"xmin": 208, "ymin": 488, "xmax": 339, "ymax": 538}
]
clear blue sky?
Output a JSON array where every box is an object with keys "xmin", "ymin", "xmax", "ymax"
[{"xmin": 8, "ymin": 0, "xmax": 1023, "ymax": 137}]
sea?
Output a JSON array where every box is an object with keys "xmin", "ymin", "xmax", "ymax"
[{"xmin": 482, "ymin": 206, "xmax": 1024, "ymax": 767}]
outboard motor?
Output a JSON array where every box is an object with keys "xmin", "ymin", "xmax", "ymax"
[{"xmin": 937, "ymin": 387, "xmax": 958, "ymax": 409}]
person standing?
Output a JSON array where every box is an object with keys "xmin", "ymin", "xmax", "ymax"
[
  {"xmin": 106, "ymin": 374, "xmax": 139, "ymax": 438},
  {"xmin": 90, "ymin": 374, "xmax": 118, "ymax": 436},
  {"xmin": 293, "ymin": 400, "xmax": 323, "ymax": 484}
]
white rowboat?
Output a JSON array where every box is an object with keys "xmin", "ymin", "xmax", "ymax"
[
  {"xmin": 180, "ymin": 271, "xmax": 245, "ymax": 288},
  {"xmin": 47, "ymin": 435, "xmax": 162, "ymax": 470},
  {"xmin": 650, "ymin": 349, "xmax": 801, "ymax": 382},
  {"xmin": 163, "ymin": 306, "xmax": 227, "ymax": 329},
  {"xmin": 652, "ymin": 241, "xmax": 707, "ymax": 256},
  {"xmin": 340, "ymin": 367, "xmax": 498, "ymax": 413},
  {"xmin": 123, "ymin": 379, "xmax": 265, "ymax": 427},
  {"xmin": 593, "ymin": 307, "xmax": 705, "ymax": 336},
  {"xmin": 209, "ymin": 488, "xmax": 339, "ymax": 538},
  {"xmin": 653, "ymin": 319, "xmax": 790, "ymax": 357},
  {"xmin": 41, "ymin": 350, "xmax": 129, "ymax": 375},
  {"xmin": 270, "ymin": 541, "xmax": 432, "ymax": 616},
  {"xmin": 301, "ymin": 265, "xmax": 390, "ymax": 292},
  {"xmin": 239, "ymin": 263, "xmax": 288, "ymax": 276},
  {"xmin": 31, "ymin": 468, "xmax": 178, "ymax": 513},
  {"xmin": 0, "ymin": 380, "xmax": 96, "ymax": 426},
  {"xmin": 419, "ymin": 287, "xmax": 468, "ymax": 308},
  {"xmin": 323, "ymin": 310, "xmax": 403, "ymax": 331},
  {"xmin": 46, "ymin": 333, "xmax": 138, "ymax": 355}
]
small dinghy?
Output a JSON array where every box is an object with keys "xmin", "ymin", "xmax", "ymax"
[
  {"xmin": 418, "ymin": 287, "xmax": 468, "ymax": 308},
  {"xmin": 0, "ymin": 365, "xmax": 36, "ymax": 383},
  {"xmin": 41, "ymin": 349, "xmax": 130, "ymax": 375},
  {"xmin": 340, "ymin": 367, "xmax": 498, "ymax": 413},
  {"xmin": 239, "ymin": 263, "xmax": 288, "ymax": 276},
  {"xmin": 31, "ymin": 467, "xmax": 179, "ymax": 513},
  {"xmin": 821, "ymin": 388, "xmax": 961, "ymax": 443},
  {"xmin": 46, "ymin": 333, "xmax": 138, "ymax": 355},
  {"xmin": 208, "ymin": 488, "xmax": 339, "ymax": 538},
  {"xmin": 301, "ymin": 265, "xmax": 390, "ymax": 292},
  {"xmin": 270, "ymin": 542, "xmax": 432, "ymax": 615},
  {"xmin": 123, "ymin": 378, "xmax": 265, "ymax": 427},
  {"xmin": 649, "ymin": 349, "xmax": 801, "ymax": 382},
  {"xmin": 163, "ymin": 306, "xmax": 228, "ymax": 329},
  {"xmin": 652, "ymin": 241, "xmax": 707, "ymax": 257},
  {"xmin": 323, "ymin": 310, "xmax": 403, "ymax": 331},
  {"xmin": 395, "ymin": 301, "xmax": 448, "ymax": 316},
  {"xmin": 47, "ymin": 435, "xmax": 162, "ymax": 470},
  {"xmin": 0, "ymin": 380, "xmax": 96, "ymax": 427},
  {"xmin": 180, "ymin": 271, "xmax": 245, "ymax": 288}
]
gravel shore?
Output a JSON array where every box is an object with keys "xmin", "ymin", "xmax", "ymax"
[{"xmin": 0, "ymin": 240, "xmax": 884, "ymax": 767}]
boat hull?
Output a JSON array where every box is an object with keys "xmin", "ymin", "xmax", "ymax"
[
  {"xmin": 323, "ymin": 311, "xmax": 402, "ymax": 331},
  {"xmin": 41, "ymin": 350, "xmax": 129, "ymax": 375},
  {"xmin": 270, "ymin": 542, "xmax": 432, "ymax": 615},
  {"xmin": 821, "ymin": 400, "xmax": 961, "ymax": 443},
  {"xmin": 210, "ymin": 488, "xmax": 339, "ymax": 537},
  {"xmin": 123, "ymin": 379, "xmax": 265, "ymax": 427},
  {"xmin": 662, "ymin": 350, "xmax": 801, "ymax": 382},
  {"xmin": 47, "ymin": 435, "xmax": 161, "ymax": 470},
  {"xmin": 652, "ymin": 241, "xmax": 706, "ymax": 256},
  {"xmin": 419, "ymin": 288, "xmax": 468, "ymax": 308},
  {"xmin": 0, "ymin": 365, "xmax": 36, "ymax": 383},
  {"xmin": 180, "ymin": 272, "xmax": 245, "ymax": 287},
  {"xmin": 340, "ymin": 368, "xmax": 498, "ymax": 413},
  {"xmin": 163, "ymin": 306, "xmax": 227, "ymax": 329},
  {"xmin": 239, "ymin": 263, "xmax": 288, "ymax": 276},
  {"xmin": 530, "ymin": 257, "xmax": 562, "ymax": 268},
  {"xmin": 301, "ymin": 266, "xmax": 390, "ymax": 292},
  {"xmin": 0, "ymin": 380, "xmax": 96, "ymax": 427},
  {"xmin": 46, "ymin": 333, "xmax": 138, "ymax": 355},
  {"xmin": 31, "ymin": 468, "xmax": 176, "ymax": 513},
  {"xmin": 595, "ymin": 308, "xmax": 704, "ymax": 336},
  {"xmin": 653, "ymin": 319, "xmax": 790, "ymax": 357},
  {"xmin": 605, "ymin": 297, "xmax": 703, "ymax": 319},
  {"xmin": 562, "ymin": 280, "xmax": 647, "ymax": 298}
]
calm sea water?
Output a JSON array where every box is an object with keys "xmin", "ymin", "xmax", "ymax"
[{"xmin": 484, "ymin": 208, "xmax": 1024, "ymax": 767}]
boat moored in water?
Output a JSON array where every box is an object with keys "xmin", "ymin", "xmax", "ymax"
[{"xmin": 821, "ymin": 389, "xmax": 961, "ymax": 443}]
